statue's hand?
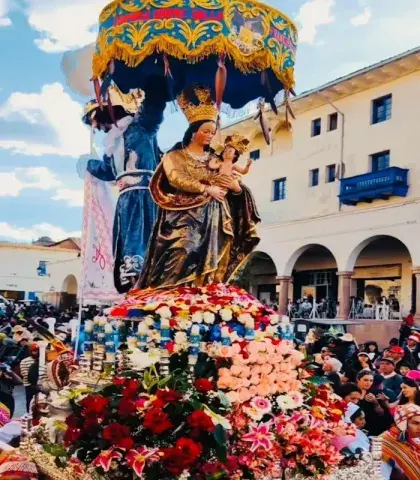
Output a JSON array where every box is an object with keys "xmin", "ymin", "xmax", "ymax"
[
  {"xmin": 217, "ymin": 174, "xmax": 241, "ymax": 193},
  {"xmin": 206, "ymin": 185, "xmax": 226, "ymax": 202}
]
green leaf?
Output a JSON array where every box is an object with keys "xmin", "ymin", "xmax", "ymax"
[
  {"xmin": 157, "ymin": 375, "xmax": 172, "ymax": 388},
  {"xmin": 213, "ymin": 424, "xmax": 227, "ymax": 446},
  {"xmin": 43, "ymin": 443, "xmax": 68, "ymax": 458},
  {"xmin": 214, "ymin": 441, "xmax": 227, "ymax": 463},
  {"xmin": 189, "ymin": 399, "xmax": 204, "ymax": 411}
]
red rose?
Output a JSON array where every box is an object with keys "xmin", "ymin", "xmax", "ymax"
[
  {"xmin": 162, "ymin": 438, "xmax": 202, "ymax": 475},
  {"xmin": 64, "ymin": 427, "xmax": 81, "ymax": 446},
  {"xmin": 156, "ymin": 388, "xmax": 182, "ymax": 403},
  {"xmin": 113, "ymin": 377, "xmax": 126, "ymax": 387},
  {"xmin": 84, "ymin": 415, "xmax": 101, "ymax": 433},
  {"xmin": 189, "ymin": 306, "xmax": 202, "ymax": 314},
  {"xmin": 118, "ymin": 398, "xmax": 137, "ymax": 417},
  {"xmin": 175, "ymin": 438, "xmax": 202, "ymax": 461},
  {"xmin": 194, "ymin": 378, "xmax": 214, "ymax": 393},
  {"xmin": 162, "ymin": 448, "xmax": 188, "ymax": 475},
  {"xmin": 187, "ymin": 410, "xmax": 215, "ymax": 433},
  {"xmin": 166, "ymin": 341, "xmax": 175, "ymax": 354},
  {"xmin": 103, "ymin": 423, "xmax": 133, "ymax": 449},
  {"xmin": 122, "ymin": 379, "xmax": 140, "ymax": 399},
  {"xmin": 65, "ymin": 414, "xmax": 82, "ymax": 429},
  {"xmin": 143, "ymin": 408, "xmax": 173, "ymax": 434},
  {"xmin": 79, "ymin": 395, "xmax": 109, "ymax": 416}
]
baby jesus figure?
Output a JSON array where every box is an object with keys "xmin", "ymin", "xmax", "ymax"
[{"xmin": 208, "ymin": 134, "xmax": 253, "ymax": 193}]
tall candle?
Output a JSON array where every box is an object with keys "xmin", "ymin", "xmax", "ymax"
[
  {"xmin": 221, "ymin": 326, "xmax": 231, "ymax": 346},
  {"xmin": 84, "ymin": 320, "xmax": 93, "ymax": 333},
  {"xmin": 37, "ymin": 341, "xmax": 48, "ymax": 368},
  {"xmin": 191, "ymin": 324, "xmax": 200, "ymax": 336},
  {"xmin": 245, "ymin": 318, "xmax": 255, "ymax": 341},
  {"xmin": 105, "ymin": 323, "xmax": 113, "ymax": 334}
]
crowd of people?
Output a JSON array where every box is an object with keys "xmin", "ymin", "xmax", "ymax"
[
  {"xmin": 305, "ymin": 324, "xmax": 420, "ymax": 478},
  {"xmin": 0, "ymin": 300, "xmax": 102, "ymax": 418}
]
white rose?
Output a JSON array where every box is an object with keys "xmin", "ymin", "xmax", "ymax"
[
  {"xmin": 203, "ymin": 312, "xmax": 215, "ymax": 324},
  {"xmin": 156, "ymin": 306, "xmax": 172, "ymax": 319},
  {"xmin": 178, "ymin": 318, "xmax": 192, "ymax": 330},
  {"xmin": 265, "ymin": 325, "xmax": 278, "ymax": 336},
  {"xmin": 220, "ymin": 308, "xmax": 233, "ymax": 321},
  {"xmin": 175, "ymin": 332, "xmax": 188, "ymax": 345},
  {"xmin": 144, "ymin": 315, "xmax": 155, "ymax": 327},
  {"xmin": 230, "ymin": 331, "xmax": 240, "ymax": 343},
  {"xmin": 238, "ymin": 313, "xmax": 253, "ymax": 325},
  {"xmin": 191, "ymin": 312, "xmax": 203, "ymax": 324},
  {"xmin": 269, "ymin": 314, "xmax": 279, "ymax": 325}
]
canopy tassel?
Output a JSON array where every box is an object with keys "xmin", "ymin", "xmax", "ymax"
[
  {"xmin": 107, "ymin": 91, "xmax": 117, "ymax": 125},
  {"xmin": 284, "ymin": 89, "xmax": 295, "ymax": 131},
  {"xmin": 92, "ymin": 78, "xmax": 103, "ymax": 108},
  {"xmin": 215, "ymin": 114, "xmax": 223, "ymax": 146},
  {"xmin": 215, "ymin": 54, "xmax": 227, "ymax": 111},
  {"xmin": 163, "ymin": 54, "xmax": 175, "ymax": 105},
  {"xmin": 261, "ymin": 70, "xmax": 278, "ymax": 115},
  {"xmin": 254, "ymin": 98, "xmax": 270, "ymax": 146},
  {"xmin": 100, "ymin": 60, "xmax": 115, "ymax": 98}
]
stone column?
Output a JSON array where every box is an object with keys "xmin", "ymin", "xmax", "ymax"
[
  {"xmin": 412, "ymin": 266, "xmax": 420, "ymax": 323},
  {"xmin": 277, "ymin": 276, "xmax": 292, "ymax": 315},
  {"xmin": 337, "ymin": 271, "xmax": 354, "ymax": 319}
]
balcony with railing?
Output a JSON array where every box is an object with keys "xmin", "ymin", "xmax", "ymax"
[{"xmin": 339, "ymin": 167, "xmax": 409, "ymax": 205}]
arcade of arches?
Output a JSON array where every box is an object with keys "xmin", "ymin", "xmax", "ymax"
[{"xmin": 244, "ymin": 236, "xmax": 419, "ymax": 322}]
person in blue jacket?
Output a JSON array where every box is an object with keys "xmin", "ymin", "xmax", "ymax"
[{"xmin": 82, "ymin": 82, "xmax": 166, "ymax": 293}]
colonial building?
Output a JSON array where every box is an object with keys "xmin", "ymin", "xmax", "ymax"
[
  {"xmin": 0, "ymin": 238, "xmax": 81, "ymax": 309},
  {"xmin": 223, "ymin": 46, "xmax": 420, "ymax": 332}
]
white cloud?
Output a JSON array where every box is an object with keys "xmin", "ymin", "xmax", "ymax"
[
  {"xmin": 296, "ymin": 0, "xmax": 335, "ymax": 44},
  {"xmin": 0, "ymin": 0, "xmax": 11, "ymax": 27},
  {"xmin": 350, "ymin": 7, "xmax": 372, "ymax": 26},
  {"xmin": 0, "ymin": 167, "xmax": 60, "ymax": 197},
  {"xmin": 23, "ymin": 0, "xmax": 107, "ymax": 52},
  {"xmin": 52, "ymin": 188, "xmax": 84, "ymax": 207},
  {"xmin": 0, "ymin": 167, "xmax": 83, "ymax": 208},
  {"xmin": 0, "ymin": 222, "xmax": 81, "ymax": 242},
  {"xmin": 0, "ymin": 83, "xmax": 90, "ymax": 158}
]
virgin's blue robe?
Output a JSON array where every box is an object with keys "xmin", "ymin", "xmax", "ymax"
[{"xmin": 87, "ymin": 97, "xmax": 165, "ymax": 293}]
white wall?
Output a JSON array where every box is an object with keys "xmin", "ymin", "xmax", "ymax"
[{"xmin": 0, "ymin": 245, "xmax": 80, "ymax": 296}]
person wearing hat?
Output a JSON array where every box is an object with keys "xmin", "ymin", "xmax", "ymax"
[
  {"xmin": 405, "ymin": 333, "xmax": 420, "ymax": 367},
  {"xmin": 337, "ymin": 333, "xmax": 357, "ymax": 367},
  {"xmin": 381, "ymin": 404, "xmax": 420, "ymax": 480},
  {"xmin": 19, "ymin": 344, "xmax": 46, "ymax": 412},
  {"xmin": 380, "ymin": 357, "xmax": 404, "ymax": 397},
  {"xmin": 389, "ymin": 345, "xmax": 416, "ymax": 373},
  {"xmin": 82, "ymin": 82, "xmax": 166, "ymax": 293}
]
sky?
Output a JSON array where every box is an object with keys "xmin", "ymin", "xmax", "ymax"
[{"xmin": 0, "ymin": 0, "xmax": 420, "ymax": 243}]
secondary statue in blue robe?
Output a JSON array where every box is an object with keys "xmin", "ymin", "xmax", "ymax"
[{"xmin": 83, "ymin": 85, "xmax": 165, "ymax": 293}]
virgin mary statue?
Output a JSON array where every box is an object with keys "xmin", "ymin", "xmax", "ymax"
[{"xmin": 137, "ymin": 86, "xmax": 260, "ymax": 289}]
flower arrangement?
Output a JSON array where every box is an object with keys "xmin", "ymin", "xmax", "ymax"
[
  {"xmin": 207, "ymin": 338, "xmax": 304, "ymax": 404},
  {"xmin": 61, "ymin": 369, "xmax": 232, "ymax": 479},
  {"xmin": 28, "ymin": 284, "xmax": 362, "ymax": 480},
  {"xmin": 223, "ymin": 384, "xmax": 356, "ymax": 479}
]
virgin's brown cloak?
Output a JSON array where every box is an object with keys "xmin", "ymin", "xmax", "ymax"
[{"xmin": 137, "ymin": 150, "xmax": 260, "ymax": 289}]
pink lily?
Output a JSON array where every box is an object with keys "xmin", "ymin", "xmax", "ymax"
[
  {"xmin": 242, "ymin": 421, "xmax": 275, "ymax": 452},
  {"xmin": 92, "ymin": 448, "xmax": 123, "ymax": 472},
  {"xmin": 126, "ymin": 447, "xmax": 161, "ymax": 477}
]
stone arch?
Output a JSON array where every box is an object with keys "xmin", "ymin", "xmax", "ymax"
[
  {"xmin": 235, "ymin": 250, "xmax": 278, "ymax": 301},
  {"xmin": 61, "ymin": 274, "xmax": 78, "ymax": 295},
  {"xmin": 344, "ymin": 235, "xmax": 414, "ymax": 272},
  {"xmin": 283, "ymin": 243, "xmax": 339, "ymax": 277}
]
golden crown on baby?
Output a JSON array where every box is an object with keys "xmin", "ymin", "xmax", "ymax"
[
  {"xmin": 224, "ymin": 134, "xmax": 250, "ymax": 155},
  {"xmin": 177, "ymin": 87, "xmax": 219, "ymax": 124}
]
